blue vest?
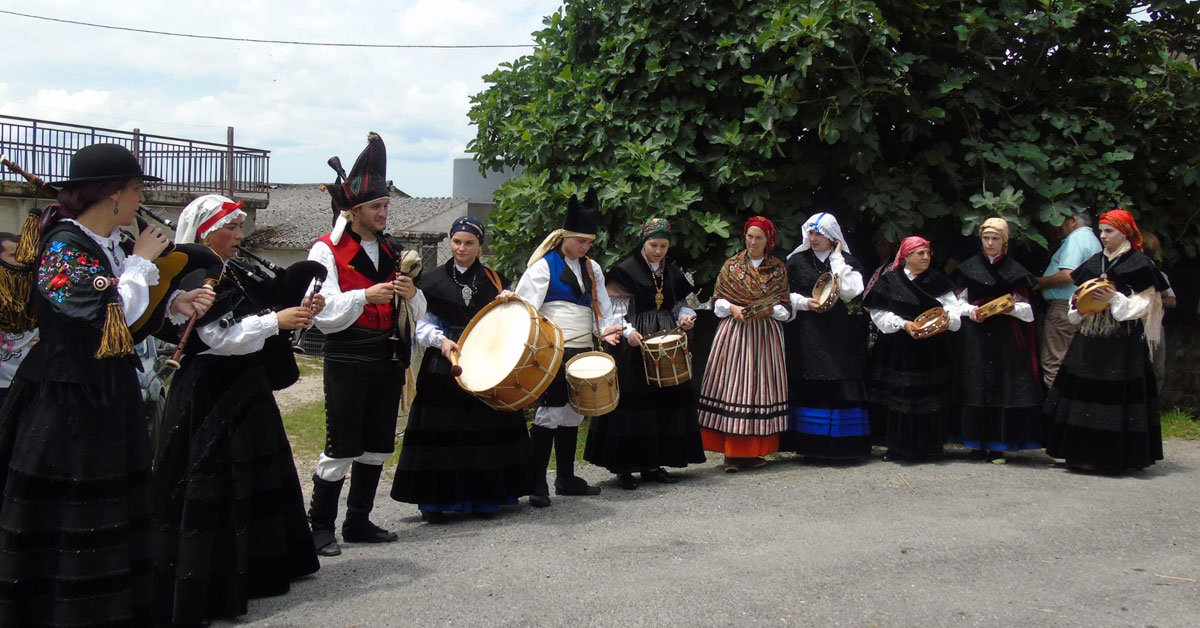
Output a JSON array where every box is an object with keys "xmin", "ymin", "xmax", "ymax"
[{"xmin": 544, "ymin": 250, "xmax": 592, "ymax": 307}]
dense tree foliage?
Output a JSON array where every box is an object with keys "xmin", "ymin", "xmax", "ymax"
[{"xmin": 469, "ymin": 0, "xmax": 1200, "ymax": 286}]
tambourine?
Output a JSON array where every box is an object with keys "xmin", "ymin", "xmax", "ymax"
[
  {"xmin": 742, "ymin": 295, "xmax": 781, "ymax": 319},
  {"xmin": 975, "ymin": 293, "xmax": 1015, "ymax": 322},
  {"xmin": 911, "ymin": 306, "xmax": 950, "ymax": 339},
  {"xmin": 1072, "ymin": 277, "xmax": 1116, "ymax": 315},
  {"xmin": 812, "ymin": 272, "xmax": 841, "ymax": 313}
]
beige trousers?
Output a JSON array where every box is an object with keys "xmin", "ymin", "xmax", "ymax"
[{"xmin": 1040, "ymin": 300, "xmax": 1077, "ymax": 388}]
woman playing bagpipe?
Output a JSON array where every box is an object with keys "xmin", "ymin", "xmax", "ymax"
[
  {"xmin": 1043, "ymin": 209, "xmax": 1164, "ymax": 473},
  {"xmin": 696, "ymin": 216, "xmax": 792, "ymax": 472},
  {"xmin": 0, "ymin": 144, "xmax": 214, "ymax": 627},
  {"xmin": 947, "ymin": 218, "xmax": 1043, "ymax": 463},
  {"xmin": 863, "ymin": 236, "xmax": 964, "ymax": 461},
  {"xmin": 151, "ymin": 195, "xmax": 324, "ymax": 625},
  {"xmin": 390, "ymin": 216, "xmax": 531, "ymax": 520},
  {"xmin": 583, "ymin": 218, "xmax": 705, "ymax": 489},
  {"xmin": 781, "ymin": 212, "xmax": 871, "ymax": 461}
]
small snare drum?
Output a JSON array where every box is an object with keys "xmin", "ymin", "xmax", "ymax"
[
  {"xmin": 641, "ymin": 332, "xmax": 692, "ymax": 387},
  {"xmin": 565, "ymin": 351, "xmax": 620, "ymax": 416}
]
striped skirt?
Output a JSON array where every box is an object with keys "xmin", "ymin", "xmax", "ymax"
[{"xmin": 696, "ymin": 316, "xmax": 788, "ymax": 436}]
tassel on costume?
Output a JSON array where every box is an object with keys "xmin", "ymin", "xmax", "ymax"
[
  {"xmin": 95, "ymin": 301, "xmax": 135, "ymax": 358},
  {"xmin": 15, "ymin": 208, "xmax": 42, "ymax": 266}
]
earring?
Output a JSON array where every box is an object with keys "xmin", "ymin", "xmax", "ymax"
[{"xmin": 112, "ymin": 199, "xmax": 119, "ymax": 215}]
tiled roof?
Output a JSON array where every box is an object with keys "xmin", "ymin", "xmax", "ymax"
[{"xmin": 253, "ymin": 183, "xmax": 468, "ymax": 248}]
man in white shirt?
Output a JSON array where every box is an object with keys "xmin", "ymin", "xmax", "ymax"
[
  {"xmin": 305, "ymin": 134, "xmax": 426, "ymax": 556},
  {"xmin": 514, "ymin": 191, "xmax": 622, "ymax": 507}
]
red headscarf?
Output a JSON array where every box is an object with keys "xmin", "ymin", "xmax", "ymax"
[
  {"xmin": 1099, "ymin": 209, "xmax": 1143, "ymax": 251},
  {"xmin": 891, "ymin": 235, "xmax": 931, "ymax": 270},
  {"xmin": 743, "ymin": 215, "xmax": 777, "ymax": 249}
]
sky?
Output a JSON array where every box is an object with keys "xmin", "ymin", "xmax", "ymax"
[{"xmin": 0, "ymin": 1, "xmax": 562, "ymax": 197}]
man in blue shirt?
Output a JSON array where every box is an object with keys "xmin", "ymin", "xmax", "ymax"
[{"xmin": 1034, "ymin": 213, "xmax": 1101, "ymax": 388}]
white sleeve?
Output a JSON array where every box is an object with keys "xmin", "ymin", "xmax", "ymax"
[
  {"xmin": 590, "ymin": 261, "xmax": 621, "ymax": 330},
  {"xmin": 936, "ymin": 291, "xmax": 964, "ymax": 332},
  {"xmin": 829, "ymin": 253, "xmax": 865, "ymax": 300},
  {"xmin": 309, "ymin": 241, "xmax": 368, "ymax": 334},
  {"xmin": 790, "ymin": 292, "xmax": 812, "ymax": 312},
  {"xmin": 955, "ymin": 287, "xmax": 978, "ymax": 320},
  {"xmin": 195, "ymin": 312, "xmax": 280, "ymax": 356},
  {"xmin": 1008, "ymin": 301, "xmax": 1034, "ymax": 322},
  {"xmin": 714, "ymin": 298, "xmax": 733, "ymax": 319},
  {"xmin": 609, "ymin": 296, "xmax": 636, "ymax": 338},
  {"xmin": 406, "ymin": 288, "xmax": 428, "ymax": 326},
  {"xmin": 165, "ymin": 289, "xmax": 189, "ymax": 326},
  {"xmin": 514, "ymin": 259, "xmax": 550, "ymax": 310},
  {"xmin": 770, "ymin": 304, "xmax": 791, "ymax": 321},
  {"xmin": 1109, "ymin": 286, "xmax": 1153, "ymax": 322},
  {"xmin": 414, "ymin": 312, "xmax": 446, "ymax": 349},
  {"xmin": 1067, "ymin": 299, "xmax": 1083, "ymax": 325},
  {"xmin": 117, "ymin": 254, "xmax": 158, "ymax": 324},
  {"xmin": 674, "ymin": 305, "xmax": 696, "ymax": 325},
  {"xmin": 870, "ymin": 308, "xmax": 907, "ymax": 334}
]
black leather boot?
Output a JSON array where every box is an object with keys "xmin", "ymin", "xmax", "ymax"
[
  {"xmin": 309, "ymin": 475, "xmax": 344, "ymax": 556},
  {"xmin": 528, "ymin": 425, "xmax": 555, "ymax": 508},
  {"xmin": 342, "ymin": 462, "xmax": 399, "ymax": 543},
  {"xmin": 554, "ymin": 426, "xmax": 600, "ymax": 496}
]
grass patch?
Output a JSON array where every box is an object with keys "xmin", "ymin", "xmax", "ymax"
[
  {"xmin": 281, "ymin": 401, "xmax": 328, "ymax": 462},
  {"xmin": 1162, "ymin": 406, "xmax": 1199, "ymax": 440},
  {"xmin": 295, "ymin": 355, "xmax": 322, "ymax": 378}
]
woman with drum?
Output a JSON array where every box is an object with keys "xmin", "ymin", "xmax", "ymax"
[
  {"xmin": 697, "ymin": 216, "xmax": 792, "ymax": 472},
  {"xmin": 583, "ymin": 218, "xmax": 705, "ymax": 489},
  {"xmin": 1043, "ymin": 209, "xmax": 1163, "ymax": 473},
  {"xmin": 863, "ymin": 236, "xmax": 963, "ymax": 461},
  {"xmin": 781, "ymin": 212, "xmax": 870, "ymax": 461},
  {"xmin": 391, "ymin": 216, "xmax": 531, "ymax": 519},
  {"xmin": 946, "ymin": 218, "xmax": 1043, "ymax": 463}
]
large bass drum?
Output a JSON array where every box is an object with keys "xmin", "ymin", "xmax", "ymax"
[{"xmin": 455, "ymin": 298, "xmax": 564, "ymax": 412}]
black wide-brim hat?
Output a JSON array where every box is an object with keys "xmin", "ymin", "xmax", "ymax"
[{"xmin": 49, "ymin": 143, "xmax": 163, "ymax": 189}]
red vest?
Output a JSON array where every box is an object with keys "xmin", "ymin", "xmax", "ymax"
[{"xmin": 316, "ymin": 234, "xmax": 395, "ymax": 331}]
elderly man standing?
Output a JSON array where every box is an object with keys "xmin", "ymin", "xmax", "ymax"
[{"xmin": 1034, "ymin": 212, "xmax": 1101, "ymax": 388}]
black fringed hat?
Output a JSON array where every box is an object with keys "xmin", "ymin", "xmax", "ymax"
[
  {"xmin": 563, "ymin": 189, "xmax": 598, "ymax": 237},
  {"xmin": 325, "ymin": 132, "xmax": 389, "ymax": 244}
]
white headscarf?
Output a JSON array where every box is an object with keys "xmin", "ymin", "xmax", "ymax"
[
  {"xmin": 175, "ymin": 194, "xmax": 247, "ymax": 244},
  {"xmin": 788, "ymin": 212, "xmax": 850, "ymax": 259}
]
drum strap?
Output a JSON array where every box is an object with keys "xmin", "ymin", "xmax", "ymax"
[{"xmin": 483, "ymin": 267, "xmax": 504, "ymax": 294}]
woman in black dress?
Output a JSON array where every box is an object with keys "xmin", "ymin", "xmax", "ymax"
[
  {"xmin": 1044, "ymin": 209, "xmax": 1163, "ymax": 473},
  {"xmin": 152, "ymin": 194, "xmax": 322, "ymax": 625},
  {"xmin": 781, "ymin": 212, "xmax": 870, "ymax": 461},
  {"xmin": 0, "ymin": 144, "xmax": 212, "ymax": 627},
  {"xmin": 864, "ymin": 236, "xmax": 963, "ymax": 460},
  {"xmin": 584, "ymin": 218, "xmax": 704, "ymax": 489},
  {"xmin": 391, "ymin": 216, "xmax": 530, "ymax": 519},
  {"xmin": 948, "ymin": 218, "xmax": 1043, "ymax": 462}
]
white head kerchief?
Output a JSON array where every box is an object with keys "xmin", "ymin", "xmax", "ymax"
[
  {"xmin": 175, "ymin": 194, "xmax": 247, "ymax": 244},
  {"xmin": 788, "ymin": 212, "xmax": 850, "ymax": 259}
]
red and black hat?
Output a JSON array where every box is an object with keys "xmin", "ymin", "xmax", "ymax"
[{"xmin": 326, "ymin": 132, "xmax": 389, "ymax": 215}]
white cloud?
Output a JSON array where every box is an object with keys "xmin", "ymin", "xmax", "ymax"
[{"xmin": 0, "ymin": 1, "xmax": 559, "ymax": 195}]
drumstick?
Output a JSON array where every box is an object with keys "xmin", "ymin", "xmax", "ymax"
[{"xmin": 448, "ymin": 347, "xmax": 463, "ymax": 377}]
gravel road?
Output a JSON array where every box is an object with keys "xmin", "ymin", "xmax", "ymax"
[{"xmin": 220, "ymin": 438, "xmax": 1200, "ymax": 627}]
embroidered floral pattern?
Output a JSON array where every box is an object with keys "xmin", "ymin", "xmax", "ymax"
[{"xmin": 39, "ymin": 241, "xmax": 105, "ymax": 303}]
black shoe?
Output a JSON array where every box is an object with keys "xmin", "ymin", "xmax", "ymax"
[
  {"xmin": 343, "ymin": 518, "xmax": 400, "ymax": 543},
  {"xmin": 312, "ymin": 528, "xmax": 342, "ymax": 557},
  {"xmin": 555, "ymin": 475, "xmax": 601, "ymax": 496},
  {"xmin": 528, "ymin": 426, "xmax": 555, "ymax": 507},
  {"xmin": 529, "ymin": 494, "xmax": 552, "ymax": 508},
  {"xmin": 420, "ymin": 510, "xmax": 448, "ymax": 524},
  {"xmin": 616, "ymin": 473, "xmax": 639, "ymax": 490},
  {"xmin": 881, "ymin": 450, "xmax": 896, "ymax": 462},
  {"xmin": 641, "ymin": 468, "xmax": 678, "ymax": 484}
]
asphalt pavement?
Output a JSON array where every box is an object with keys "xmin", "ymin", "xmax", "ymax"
[{"xmin": 222, "ymin": 441, "xmax": 1200, "ymax": 627}]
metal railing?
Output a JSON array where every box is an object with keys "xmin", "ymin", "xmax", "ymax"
[{"xmin": 0, "ymin": 115, "xmax": 270, "ymax": 197}]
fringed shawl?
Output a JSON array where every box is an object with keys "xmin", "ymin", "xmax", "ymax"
[{"xmin": 714, "ymin": 250, "xmax": 789, "ymax": 307}]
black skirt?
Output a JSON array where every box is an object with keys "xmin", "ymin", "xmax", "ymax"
[
  {"xmin": 583, "ymin": 309, "xmax": 705, "ymax": 473},
  {"xmin": 0, "ymin": 371, "xmax": 154, "ymax": 627},
  {"xmin": 868, "ymin": 331, "xmax": 952, "ymax": 457},
  {"xmin": 391, "ymin": 353, "xmax": 531, "ymax": 510},
  {"xmin": 151, "ymin": 354, "xmax": 318, "ymax": 625},
  {"xmin": 949, "ymin": 315, "xmax": 1043, "ymax": 451},
  {"xmin": 1044, "ymin": 321, "xmax": 1162, "ymax": 472}
]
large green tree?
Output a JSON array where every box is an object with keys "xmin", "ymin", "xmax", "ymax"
[{"xmin": 469, "ymin": 0, "xmax": 1200, "ymax": 287}]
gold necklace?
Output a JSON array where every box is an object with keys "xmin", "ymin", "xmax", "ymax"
[{"xmin": 651, "ymin": 266, "xmax": 665, "ymax": 309}]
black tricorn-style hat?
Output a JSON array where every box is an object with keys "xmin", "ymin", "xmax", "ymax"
[
  {"xmin": 563, "ymin": 189, "xmax": 599, "ymax": 237},
  {"xmin": 326, "ymin": 132, "xmax": 389, "ymax": 215},
  {"xmin": 49, "ymin": 143, "xmax": 163, "ymax": 189}
]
